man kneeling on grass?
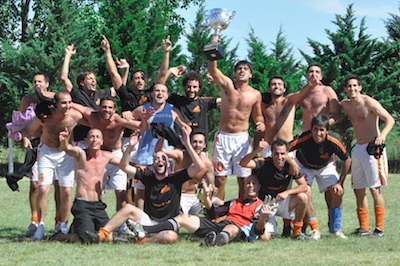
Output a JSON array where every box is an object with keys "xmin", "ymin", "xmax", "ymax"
[{"xmin": 113, "ymin": 175, "xmax": 272, "ymax": 246}]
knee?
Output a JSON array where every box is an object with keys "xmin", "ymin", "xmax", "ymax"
[
  {"xmin": 305, "ymin": 186, "xmax": 312, "ymax": 197},
  {"xmin": 30, "ymin": 181, "xmax": 39, "ymax": 190},
  {"xmin": 297, "ymin": 192, "xmax": 308, "ymax": 204}
]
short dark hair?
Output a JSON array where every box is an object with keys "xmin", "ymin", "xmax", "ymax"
[
  {"xmin": 32, "ymin": 72, "xmax": 50, "ymax": 84},
  {"xmin": 268, "ymin": 76, "xmax": 287, "ymax": 88},
  {"xmin": 306, "ymin": 63, "xmax": 322, "ymax": 73},
  {"xmin": 54, "ymin": 91, "xmax": 71, "ymax": 105},
  {"xmin": 234, "ymin": 60, "xmax": 253, "ymax": 73},
  {"xmin": 344, "ymin": 74, "xmax": 361, "ymax": 87},
  {"xmin": 311, "ymin": 114, "xmax": 330, "ymax": 131},
  {"xmin": 190, "ymin": 129, "xmax": 206, "ymax": 141},
  {"xmin": 182, "ymin": 71, "xmax": 204, "ymax": 90},
  {"xmin": 76, "ymin": 71, "xmax": 95, "ymax": 90},
  {"xmin": 271, "ymin": 138, "xmax": 289, "ymax": 152},
  {"xmin": 130, "ymin": 69, "xmax": 146, "ymax": 80},
  {"xmin": 100, "ymin": 96, "xmax": 116, "ymax": 107}
]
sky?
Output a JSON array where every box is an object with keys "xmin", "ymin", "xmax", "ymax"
[{"xmin": 177, "ymin": 0, "xmax": 398, "ymax": 61}]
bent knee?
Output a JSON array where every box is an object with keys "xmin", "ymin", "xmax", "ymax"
[{"xmin": 159, "ymin": 230, "xmax": 178, "ymax": 243}]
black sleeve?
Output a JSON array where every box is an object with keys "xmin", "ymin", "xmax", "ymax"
[{"xmin": 205, "ymin": 200, "xmax": 231, "ymax": 219}]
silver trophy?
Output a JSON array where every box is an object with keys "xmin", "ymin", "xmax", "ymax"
[{"xmin": 204, "ymin": 8, "xmax": 236, "ymax": 60}]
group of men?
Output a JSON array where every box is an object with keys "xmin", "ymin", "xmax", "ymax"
[{"xmin": 6, "ymin": 33, "xmax": 394, "ymax": 245}]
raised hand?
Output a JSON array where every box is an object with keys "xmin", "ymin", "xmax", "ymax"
[
  {"xmin": 65, "ymin": 44, "xmax": 76, "ymax": 56},
  {"xmin": 129, "ymin": 129, "xmax": 141, "ymax": 146},
  {"xmin": 162, "ymin": 35, "xmax": 172, "ymax": 53},
  {"xmin": 101, "ymin": 35, "xmax": 110, "ymax": 52},
  {"xmin": 116, "ymin": 58, "xmax": 130, "ymax": 69},
  {"xmin": 59, "ymin": 127, "xmax": 70, "ymax": 142}
]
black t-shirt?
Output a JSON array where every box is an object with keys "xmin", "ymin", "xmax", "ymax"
[
  {"xmin": 168, "ymin": 93, "xmax": 217, "ymax": 138},
  {"xmin": 116, "ymin": 85, "xmax": 151, "ymax": 137},
  {"xmin": 135, "ymin": 169, "xmax": 190, "ymax": 222},
  {"xmin": 289, "ymin": 131, "xmax": 349, "ymax": 169},
  {"xmin": 70, "ymin": 87, "xmax": 111, "ymax": 141},
  {"xmin": 253, "ymin": 158, "xmax": 302, "ymax": 200}
]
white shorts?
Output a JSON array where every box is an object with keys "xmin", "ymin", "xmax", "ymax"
[
  {"xmin": 351, "ymin": 143, "xmax": 388, "ymax": 189},
  {"xmin": 138, "ymin": 210, "xmax": 161, "ymax": 226},
  {"xmin": 31, "ymin": 161, "xmax": 38, "ymax": 182},
  {"xmin": 262, "ymin": 146, "xmax": 295, "ymax": 159},
  {"xmin": 264, "ymin": 195, "xmax": 295, "ymax": 234},
  {"xmin": 296, "ymin": 159, "xmax": 339, "ymax": 193},
  {"xmin": 212, "ymin": 130, "xmax": 252, "ymax": 178},
  {"xmin": 37, "ymin": 144, "xmax": 74, "ymax": 187},
  {"xmin": 103, "ymin": 149, "xmax": 127, "ymax": 191},
  {"xmin": 180, "ymin": 193, "xmax": 201, "ymax": 215}
]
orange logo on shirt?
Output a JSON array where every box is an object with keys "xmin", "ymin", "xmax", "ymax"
[
  {"xmin": 320, "ymin": 153, "xmax": 330, "ymax": 159},
  {"xmin": 160, "ymin": 185, "xmax": 170, "ymax": 193},
  {"xmin": 192, "ymin": 105, "xmax": 201, "ymax": 113},
  {"xmin": 139, "ymin": 96, "xmax": 148, "ymax": 105}
]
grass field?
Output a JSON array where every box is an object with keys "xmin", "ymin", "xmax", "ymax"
[{"xmin": 0, "ymin": 170, "xmax": 400, "ymax": 266}]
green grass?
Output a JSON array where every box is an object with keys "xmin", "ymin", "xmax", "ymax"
[{"xmin": 1, "ymin": 172, "xmax": 400, "ymax": 265}]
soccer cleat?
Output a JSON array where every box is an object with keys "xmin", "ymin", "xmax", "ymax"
[
  {"xmin": 32, "ymin": 223, "xmax": 45, "ymax": 241},
  {"xmin": 113, "ymin": 233, "xmax": 130, "ymax": 244},
  {"xmin": 309, "ymin": 229, "xmax": 321, "ymax": 240},
  {"xmin": 84, "ymin": 231, "xmax": 100, "ymax": 244},
  {"xmin": 48, "ymin": 231, "xmax": 68, "ymax": 242},
  {"xmin": 126, "ymin": 219, "xmax": 147, "ymax": 239},
  {"xmin": 200, "ymin": 231, "xmax": 217, "ymax": 247},
  {"xmin": 24, "ymin": 222, "xmax": 38, "ymax": 237},
  {"xmin": 215, "ymin": 233, "xmax": 229, "ymax": 246},
  {"xmin": 351, "ymin": 228, "xmax": 371, "ymax": 236},
  {"xmin": 281, "ymin": 225, "xmax": 292, "ymax": 238},
  {"xmin": 330, "ymin": 230, "xmax": 348, "ymax": 239},
  {"xmin": 292, "ymin": 232, "xmax": 311, "ymax": 241},
  {"xmin": 370, "ymin": 227, "xmax": 384, "ymax": 238}
]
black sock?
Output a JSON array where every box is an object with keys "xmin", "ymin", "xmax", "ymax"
[{"xmin": 143, "ymin": 218, "xmax": 178, "ymax": 234}]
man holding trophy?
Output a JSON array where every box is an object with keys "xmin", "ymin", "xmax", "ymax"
[{"xmin": 205, "ymin": 8, "xmax": 265, "ymax": 200}]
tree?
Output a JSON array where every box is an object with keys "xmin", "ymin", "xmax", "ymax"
[{"xmin": 300, "ymin": 4, "xmax": 399, "ymax": 152}]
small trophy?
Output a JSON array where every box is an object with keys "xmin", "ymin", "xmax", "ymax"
[{"xmin": 204, "ymin": 8, "xmax": 235, "ymax": 61}]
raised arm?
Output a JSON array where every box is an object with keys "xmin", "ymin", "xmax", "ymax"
[
  {"xmin": 182, "ymin": 127, "xmax": 206, "ymax": 182},
  {"xmin": 59, "ymin": 127, "xmax": 82, "ymax": 157},
  {"xmin": 155, "ymin": 137, "xmax": 183, "ymax": 161},
  {"xmin": 120, "ymin": 131, "xmax": 140, "ymax": 176},
  {"xmin": 154, "ymin": 35, "xmax": 172, "ymax": 85},
  {"xmin": 71, "ymin": 102, "xmax": 95, "ymax": 118},
  {"xmin": 101, "ymin": 35, "xmax": 123, "ymax": 90},
  {"xmin": 287, "ymin": 75, "xmax": 320, "ymax": 104},
  {"xmin": 60, "ymin": 44, "xmax": 76, "ymax": 92},
  {"xmin": 116, "ymin": 58, "xmax": 130, "ymax": 86},
  {"xmin": 207, "ymin": 60, "xmax": 232, "ymax": 93}
]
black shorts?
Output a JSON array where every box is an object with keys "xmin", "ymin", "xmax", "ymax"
[
  {"xmin": 193, "ymin": 218, "xmax": 247, "ymax": 242},
  {"xmin": 71, "ymin": 199, "xmax": 109, "ymax": 243}
]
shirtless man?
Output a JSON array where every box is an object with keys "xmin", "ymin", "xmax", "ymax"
[
  {"xmin": 72, "ymin": 97, "xmax": 151, "ymax": 212},
  {"xmin": 299, "ymin": 63, "xmax": 341, "ymax": 131},
  {"xmin": 155, "ymin": 130, "xmax": 214, "ymax": 215},
  {"xmin": 50, "ymin": 128, "xmax": 121, "ymax": 243},
  {"xmin": 341, "ymin": 74, "xmax": 395, "ymax": 237},
  {"xmin": 208, "ymin": 59, "xmax": 265, "ymax": 200},
  {"xmin": 257, "ymin": 76, "xmax": 319, "ymax": 157},
  {"xmin": 17, "ymin": 91, "xmax": 84, "ymax": 240}
]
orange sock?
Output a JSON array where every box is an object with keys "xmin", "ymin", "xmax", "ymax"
[
  {"xmin": 283, "ymin": 219, "xmax": 292, "ymax": 226},
  {"xmin": 357, "ymin": 208, "xmax": 369, "ymax": 231},
  {"xmin": 292, "ymin": 221, "xmax": 303, "ymax": 236},
  {"xmin": 31, "ymin": 214, "xmax": 39, "ymax": 224},
  {"xmin": 99, "ymin": 228, "xmax": 110, "ymax": 242},
  {"xmin": 374, "ymin": 205, "xmax": 385, "ymax": 230},
  {"xmin": 55, "ymin": 212, "xmax": 61, "ymax": 224},
  {"xmin": 308, "ymin": 219, "xmax": 319, "ymax": 231},
  {"xmin": 134, "ymin": 237, "xmax": 148, "ymax": 244}
]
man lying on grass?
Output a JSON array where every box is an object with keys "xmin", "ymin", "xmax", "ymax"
[{"xmin": 87, "ymin": 175, "xmax": 272, "ymax": 246}]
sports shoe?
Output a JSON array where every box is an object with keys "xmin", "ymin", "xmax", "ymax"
[
  {"xmin": 200, "ymin": 231, "xmax": 216, "ymax": 247},
  {"xmin": 48, "ymin": 230, "xmax": 69, "ymax": 242},
  {"xmin": 351, "ymin": 228, "xmax": 371, "ymax": 236},
  {"xmin": 215, "ymin": 233, "xmax": 229, "ymax": 246},
  {"xmin": 370, "ymin": 227, "xmax": 384, "ymax": 238},
  {"xmin": 113, "ymin": 233, "xmax": 130, "ymax": 244},
  {"xmin": 330, "ymin": 230, "xmax": 348, "ymax": 239},
  {"xmin": 33, "ymin": 223, "xmax": 45, "ymax": 241},
  {"xmin": 281, "ymin": 225, "xmax": 292, "ymax": 238},
  {"xmin": 309, "ymin": 229, "xmax": 321, "ymax": 240},
  {"xmin": 292, "ymin": 232, "xmax": 311, "ymax": 241},
  {"xmin": 54, "ymin": 222, "xmax": 61, "ymax": 232},
  {"xmin": 84, "ymin": 231, "xmax": 100, "ymax": 244},
  {"xmin": 24, "ymin": 222, "xmax": 38, "ymax": 237},
  {"xmin": 126, "ymin": 219, "xmax": 147, "ymax": 239}
]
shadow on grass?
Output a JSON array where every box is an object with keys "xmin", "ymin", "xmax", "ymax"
[{"xmin": 0, "ymin": 227, "xmax": 29, "ymax": 242}]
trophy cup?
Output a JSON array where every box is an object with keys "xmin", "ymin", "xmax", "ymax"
[{"xmin": 203, "ymin": 8, "xmax": 235, "ymax": 60}]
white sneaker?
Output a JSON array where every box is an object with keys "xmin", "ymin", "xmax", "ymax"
[
  {"xmin": 331, "ymin": 230, "xmax": 347, "ymax": 239},
  {"xmin": 24, "ymin": 222, "xmax": 38, "ymax": 237},
  {"xmin": 309, "ymin": 229, "xmax": 321, "ymax": 240},
  {"xmin": 33, "ymin": 223, "xmax": 45, "ymax": 241}
]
